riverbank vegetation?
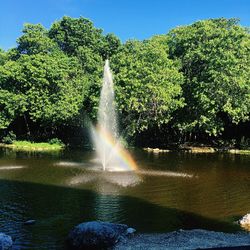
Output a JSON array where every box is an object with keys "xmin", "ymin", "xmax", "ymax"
[
  {"xmin": 0, "ymin": 139, "xmax": 64, "ymax": 151},
  {"xmin": 0, "ymin": 17, "xmax": 250, "ymax": 149}
]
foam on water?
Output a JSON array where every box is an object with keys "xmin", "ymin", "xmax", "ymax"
[{"xmin": 67, "ymin": 167, "xmax": 194, "ymax": 188}]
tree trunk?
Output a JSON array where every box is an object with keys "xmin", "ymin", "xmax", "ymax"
[{"xmin": 23, "ymin": 114, "xmax": 31, "ymax": 137}]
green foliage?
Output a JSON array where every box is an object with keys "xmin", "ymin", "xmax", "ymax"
[
  {"xmin": 0, "ymin": 49, "xmax": 7, "ymax": 65},
  {"xmin": 168, "ymin": 18, "xmax": 250, "ymax": 136},
  {"xmin": 101, "ymin": 33, "xmax": 122, "ymax": 59},
  {"xmin": 0, "ymin": 16, "xmax": 250, "ymax": 147},
  {"xmin": 1, "ymin": 131, "xmax": 16, "ymax": 144},
  {"xmin": 47, "ymin": 16, "xmax": 122, "ymax": 120},
  {"xmin": 48, "ymin": 138, "xmax": 64, "ymax": 146},
  {"xmin": 11, "ymin": 140, "xmax": 64, "ymax": 151},
  {"xmin": 17, "ymin": 24, "xmax": 59, "ymax": 55},
  {"xmin": 111, "ymin": 39, "xmax": 184, "ymax": 135},
  {"xmin": 49, "ymin": 16, "xmax": 103, "ymax": 55},
  {"xmin": 0, "ymin": 52, "xmax": 86, "ymax": 126},
  {"xmin": 214, "ymin": 139, "xmax": 236, "ymax": 149},
  {"xmin": 48, "ymin": 16, "xmax": 121, "ymax": 59},
  {"xmin": 239, "ymin": 136, "xmax": 250, "ymax": 150},
  {"xmin": 0, "ymin": 90, "xmax": 26, "ymax": 129}
]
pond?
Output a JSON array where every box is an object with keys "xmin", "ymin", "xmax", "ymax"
[{"xmin": 0, "ymin": 148, "xmax": 250, "ymax": 249}]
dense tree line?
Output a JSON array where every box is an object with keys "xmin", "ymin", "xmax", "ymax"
[{"xmin": 0, "ymin": 17, "xmax": 249, "ymax": 148}]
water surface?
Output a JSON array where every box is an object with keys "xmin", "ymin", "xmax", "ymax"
[{"xmin": 0, "ymin": 148, "xmax": 249, "ymax": 249}]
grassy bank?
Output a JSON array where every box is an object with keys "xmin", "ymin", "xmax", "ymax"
[
  {"xmin": 227, "ymin": 149, "xmax": 250, "ymax": 155},
  {"xmin": 0, "ymin": 141, "xmax": 64, "ymax": 151}
]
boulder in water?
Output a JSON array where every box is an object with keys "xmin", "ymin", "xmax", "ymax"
[
  {"xmin": 66, "ymin": 221, "xmax": 136, "ymax": 249},
  {"xmin": 0, "ymin": 233, "xmax": 13, "ymax": 250}
]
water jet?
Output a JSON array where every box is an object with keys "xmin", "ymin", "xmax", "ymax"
[{"xmin": 91, "ymin": 60, "xmax": 137, "ymax": 172}]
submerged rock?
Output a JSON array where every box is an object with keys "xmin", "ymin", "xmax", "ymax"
[
  {"xmin": 67, "ymin": 221, "xmax": 136, "ymax": 250},
  {"xmin": 239, "ymin": 214, "xmax": 250, "ymax": 231},
  {"xmin": 0, "ymin": 233, "xmax": 13, "ymax": 250}
]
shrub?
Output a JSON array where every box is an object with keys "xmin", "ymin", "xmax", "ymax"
[
  {"xmin": 239, "ymin": 136, "xmax": 250, "ymax": 150},
  {"xmin": 48, "ymin": 138, "xmax": 64, "ymax": 146},
  {"xmin": 2, "ymin": 131, "xmax": 16, "ymax": 144}
]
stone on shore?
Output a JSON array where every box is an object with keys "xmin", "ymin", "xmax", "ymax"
[
  {"xmin": 239, "ymin": 214, "xmax": 250, "ymax": 231},
  {"xmin": 0, "ymin": 233, "xmax": 13, "ymax": 250},
  {"xmin": 66, "ymin": 221, "xmax": 136, "ymax": 250},
  {"xmin": 143, "ymin": 147, "xmax": 170, "ymax": 153}
]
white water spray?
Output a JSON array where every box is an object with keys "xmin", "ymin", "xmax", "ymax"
[
  {"xmin": 91, "ymin": 60, "xmax": 137, "ymax": 172},
  {"xmin": 98, "ymin": 60, "xmax": 118, "ymax": 171}
]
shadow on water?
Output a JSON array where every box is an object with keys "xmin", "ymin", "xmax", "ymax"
[{"xmin": 0, "ymin": 178, "xmax": 242, "ymax": 250}]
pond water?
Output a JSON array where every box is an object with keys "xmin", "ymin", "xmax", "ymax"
[{"xmin": 0, "ymin": 148, "xmax": 249, "ymax": 249}]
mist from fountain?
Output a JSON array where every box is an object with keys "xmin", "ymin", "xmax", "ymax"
[{"xmin": 91, "ymin": 60, "xmax": 137, "ymax": 172}]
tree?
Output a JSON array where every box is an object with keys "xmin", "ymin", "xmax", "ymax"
[
  {"xmin": 17, "ymin": 23, "xmax": 58, "ymax": 55},
  {"xmin": 111, "ymin": 39, "xmax": 184, "ymax": 136},
  {"xmin": 49, "ymin": 16, "xmax": 102, "ymax": 56},
  {"xmin": 101, "ymin": 33, "xmax": 122, "ymax": 59},
  {"xmin": 49, "ymin": 16, "xmax": 121, "ymax": 59},
  {"xmin": 168, "ymin": 18, "xmax": 250, "ymax": 136},
  {"xmin": 0, "ymin": 90, "xmax": 26, "ymax": 130},
  {"xmin": 0, "ymin": 49, "xmax": 7, "ymax": 65},
  {"xmin": 47, "ymin": 17, "xmax": 122, "ymax": 121},
  {"xmin": 0, "ymin": 52, "xmax": 87, "ymax": 131}
]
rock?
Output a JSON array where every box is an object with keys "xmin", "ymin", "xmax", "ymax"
[
  {"xmin": 126, "ymin": 228, "xmax": 136, "ymax": 235},
  {"xmin": 66, "ymin": 221, "xmax": 135, "ymax": 250},
  {"xmin": 239, "ymin": 214, "xmax": 250, "ymax": 231},
  {"xmin": 24, "ymin": 219, "xmax": 36, "ymax": 225},
  {"xmin": 189, "ymin": 147, "xmax": 215, "ymax": 153},
  {"xmin": 0, "ymin": 233, "xmax": 13, "ymax": 250},
  {"xmin": 143, "ymin": 148, "xmax": 170, "ymax": 153}
]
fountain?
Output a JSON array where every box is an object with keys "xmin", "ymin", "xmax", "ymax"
[
  {"xmin": 64, "ymin": 60, "xmax": 193, "ymax": 185},
  {"xmin": 92, "ymin": 60, "xmax": 137, "ymax": 172}
]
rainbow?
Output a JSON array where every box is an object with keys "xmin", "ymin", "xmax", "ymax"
[{"xmin": 94, "ymin": 126, "xmax": 138, "ymax": 171}]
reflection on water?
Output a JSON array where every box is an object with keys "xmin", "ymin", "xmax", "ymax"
[
  {"xmin": 54, "ymin": 161, "xmax": 84, "ymax": 167},
  {"xmin": 0, "ymin": 148, "xmax": 250, "ymax": 249},
  {"xmin": 93, "ymin": 194, "xmax": 123, "ymax": 223},
  {"xmin": 0, "ymin": 166, "xmax": 26, "ymax": 170}
]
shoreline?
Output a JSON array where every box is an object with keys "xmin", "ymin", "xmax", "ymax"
[
  {"xmin": 143, "ymin": 146, "xmax": 250, "ymax": 154},
  {"xmin": 0, "ymin": 141, "xmax": 250, "ymax": 154},
  {"xmin": 115, "ymin": 229, "xmax": 250, "ymax": 249}
]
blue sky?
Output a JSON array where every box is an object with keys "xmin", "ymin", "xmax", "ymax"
[{"xmin": 0, "ymin": 0, "xmax": 250, "ymax": 50}]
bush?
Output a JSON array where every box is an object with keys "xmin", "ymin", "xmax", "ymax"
[
  {"xmin": 48, "ymin": 138, "xmax": 64, "ymax": 146},
  {"xmin": 239, "ymin": 136, "xmax": 250, "ymax": 150},
  {"xmin": 2, "ymin": 131, "xmax": 16, "ymax": 144},
  {"xmin": 214, "ymin": 139, "xmax": 236, "ymax": 149}
]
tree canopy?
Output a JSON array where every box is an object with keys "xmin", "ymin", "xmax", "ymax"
[
  {"xmin": 0, "ymin": 16, "xmax": 250, "ymax": 146},
  {"xmin": 111, "ymin": 38, "xmax": 184, "ymax": 135},
  {"xmin": 168, "ymin": 18, "xmax": 250, "ymax": 136}
]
